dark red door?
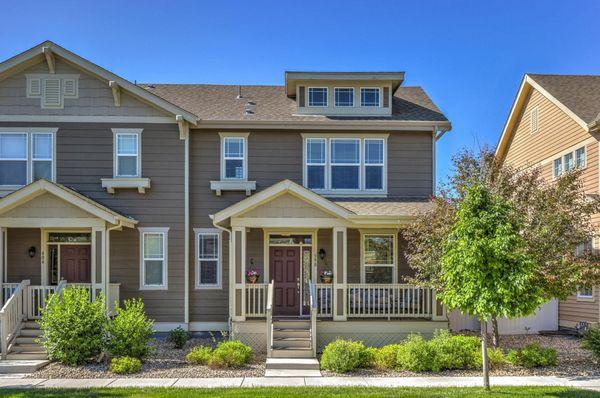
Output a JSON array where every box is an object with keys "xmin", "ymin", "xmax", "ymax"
[
  {"xmin": 60, "ymin": 245, "xmax": 91, "ymax": 283},
  {"xmin": 269, "ymin": 246, "xmax": 300, "ymax": 316}
]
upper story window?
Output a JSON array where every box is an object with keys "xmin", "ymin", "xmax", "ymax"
[
  {"xmin": 0, "ymin": 129, "xmax": 55, "ymax": 187},
  {"xmin": 139, "ymin": 227, "xmax": 168, "ymax": 290},
  {"xmin": 334, "ymin": 88, "xmax": 354, "ymax": 107},
  {"xmin": 361, "ymin": 88, "xmax": 380, "ymax": 107},
  {"xmin": 303, "ymin": 135, "xmax": 387, "ymax": 195},
  {"xmin": 26, "ymin": 74, "xmax": 79, "ymax": 109},
  {"xmin": 113, "ymin": 129, "xmax": 142, "ymax": 178},
  {"xmin": 308, "ymin": 87, "xmax": 328, "ymax": 107},
  {"xmin": 362, "ymin": 233, "xmax": 395, "ymax": 283},
  {"xmin": 553, "ymin": 146, "xmax": 586, "ymax": 178},
  {"xmin": 530, "ymin": 107, "xmax": 538, "ymax": 133},
  {"xmin": 221, "ymin": 134, "xmax": 248, "ymax": 180}
]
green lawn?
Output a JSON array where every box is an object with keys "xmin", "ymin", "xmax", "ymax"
[{"xmin": 0, "ymin": 387, "xmax": 598, "ymax": 398}]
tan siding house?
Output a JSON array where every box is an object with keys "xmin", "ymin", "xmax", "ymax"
[{"xmin": 497, "ymin": 73, "xmax": 600, "ymax": 329}]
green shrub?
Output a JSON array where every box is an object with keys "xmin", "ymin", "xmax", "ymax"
[
  {"xmin": 430, "ymin": 330, "xmax": 480, "ymax": 370},
  {"xmin": 208, "ymin": 340, "xmax": 252, "ymax": 368},
  {"xmin": 396, "ymin": 334, "xmax": 437, "ymax": 372},
  {"xmin": 583, "ymin": 326, "xmax": 600, "ymax": 361},
  {"xmin": 110, "ymin": 356, "xmax": 142, "ymax": 374},
  {"xmin": 360, "ymin": 346, "xmax": 378, "ymax": 368},
  {"xmin": 507, "ymin": 343, "xmax": 557, "ymax": 368},
  {"xmin": 320, "ymin": 340, "xmax": 366, "ymax": 373},
  {"xmin": 168, "ymin": 326, "xmax": 188, "ymax": 349},
  {"xmin": 186, "ymin": 346, "xmax": 212, "ymax": 364},
  {"xmin": 38, "ymin": 287, "xmax": 106, "ymax": 366},
  {"xmin": 487, "ymin": 347, "xmax": 508, "ymax": 369},
  {"xmin": 374, "ymin": 344, "xmax": 403, "ymax": 369},
  {"xmin": 106, "ymin": 298, "xmax": 154, "ymax": 359}
]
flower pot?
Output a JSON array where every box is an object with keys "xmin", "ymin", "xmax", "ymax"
[
  {"xmin": 246, "ymin": 275, "xmax": 259, "ymax": 284},
  {"xmin": 320, "ymin": 275, "xmax": 333, "ymax": 284}
]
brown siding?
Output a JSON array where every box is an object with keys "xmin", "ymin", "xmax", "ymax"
[
  {"xmin": 316, "ymin": 229, "xmax": 332, "ymax": 278},
  {"xmin": 6, "ymin": 228, "xmax": 41, "ymax": 285},
  {"xmin": 347, "ymin": 229, "xmax": 361, "ymax": 283}
]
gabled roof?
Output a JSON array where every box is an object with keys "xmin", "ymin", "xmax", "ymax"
[
  {"xmin": 284, "ymin": 71, "xmax": 406, "ymax": 96},
  {"xmin": 0, "ymin": 179, "xmax": 137, "ymax": 228},
  {"xmin": 496, "ymin": 74, "xmax": 600, "ymax": 160},
  {"xmin": 0, "ymin": 41, "xmax": 198, "ymax": 124}
]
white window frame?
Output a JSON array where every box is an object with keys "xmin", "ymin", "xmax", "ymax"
[
  {"xmin": 308, "ymin": 87, "xmax": 328, "ymax": 107},
  {"xmin": 577, "ymin": 286, "xmax": 594, "ymax": 301},
  {"xmin": 139, "ymin": 227, "xmax": 169, "ymax": 290},
  {"xmin": 334, "ymin": 87, "xmax": 354, "ymax": 107},
  {"xmin": 553, "ymin": 146, "xmax": 586, "ymax": 179},
  {"xmin": 360, "ymin": 232, "xmax": 397, "ymax": 284},
  {"xmin": 305, "ymin": 138, "xmax": 327, "ymax": 190},
  {"xmin": 360, "ymin": 87, "xmax": 381, "ymax": 107},
  {"xmin": 112, "ymin": 128, "xmax": 142, "ymax": 178},
  {"xmin": 0, "ymin": 128, "xmax": 57, "ymax": 189},
  {"xmin": 330, "ymin": 138, "xmax": 361, "ymax": 191},
  {"xmin": 302, "ymin": 134, "xmax": 388, "ymax": 196},
  {"xmin": 195, "ymin": 228, "xmax": 222, "ymax": 289},
  {"xmin": 364, "ymin": 138, "xmax": 385, "ymax": 191},
  {"xmin": 220, "ymin": 133, "xmax": 249, "ymax": 181},
  {"xmin": 530, "ymin": 106, "xmax": 538, "ymax": 133}
]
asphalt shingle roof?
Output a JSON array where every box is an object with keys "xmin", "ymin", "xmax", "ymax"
[{"xmin": 332, "ymin": 197, "xmax": 433, "ymax": 217}]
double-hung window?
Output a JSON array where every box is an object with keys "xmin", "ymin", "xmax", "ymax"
[
  {"xmin": 115, "ymin": 131, "xmax": 140, "ymax": 177},
  {"xmin": 0, "ymin": 130, "xmax": 55, "ymax": 187},
  {"xmin": 553, "ymin": 146, "xmax": 586, "ymax": 178},
  {"xmin": 306, "ymin": 138, "xmax": 326, "ymax": 189},
  {"xmin": 308, "ymin": 87, "xmax": 328, "ymax": 107},
  {"xmin": 334, "ymin": 88, "xmax": 354, "ymax": 107},
  {"xmin": 361, "ymin": 88, "xmax": 380, "ymax": 107},
  {"xmin": 364, "ymin": 139, "xmax": 384, "ymax": 190},
  {"xmin": 196, "ymin": 229, "xmax": 221, "ymax": 289},
  {"xmin": 331, "ymin": 139, "xmax": 360, "ymax": 189},
  {"xmin": 222, "ymin": 136, "xmax": 246, "ymax": 180},
  {"xmin": 140, "ymin": 228, "xmax": 168, "ymax": 290},
  {"xmin": 362, "ymin": 234, "xmax": 395, "ymax": 283}
]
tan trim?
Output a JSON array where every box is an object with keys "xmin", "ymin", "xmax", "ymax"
[
  {"xmin": 101, "ymin": 178, "xmax": 150, "ymax": 194},
  {"xmin": 194, "ymin": 120, "xmax": 451, "ymax": 132},
  {"xmin": 233, "ymin": 217, "xmax": 347, "ymax": 228},
  {"xmin": 210, "ymin": 180, "xmax": 256, "ymax": 196}
]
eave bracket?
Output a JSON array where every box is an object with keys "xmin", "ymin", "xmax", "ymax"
[
  {"xmin": 109, "ymin": 81, "xmax": 121, "ymax": 107},
  {"xmin": 42, "ymin": 46, "xmax": 55, "ymax": 74}
]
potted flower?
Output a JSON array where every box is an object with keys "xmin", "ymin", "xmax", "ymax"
[
  {"xmin": 320, "ymin": 270, "xmax": 333, "ymax": 284},
  {"xmin": 246, "ymin": 269, "xmax": 260, "ymax": 284}
]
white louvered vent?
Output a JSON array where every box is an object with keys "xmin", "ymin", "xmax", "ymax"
[
  {"xmin": 42, "ymin": 78, "xmax": 62, "ymax": 108},
  {"xmin": 63, "ymin": 78, "xmax": 78, "ymax": 98},
  {"xmin": 530, "ymin": 107, "xmax": 538, "ymax": 133},
  {"xmin": 27, "ymin": 77, "xmax": 42, "ymax": 97}
]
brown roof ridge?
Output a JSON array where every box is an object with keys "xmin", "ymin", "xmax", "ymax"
[{"xmin": 141, "ymin": 83, "xmax": 284, "ymax": 88}]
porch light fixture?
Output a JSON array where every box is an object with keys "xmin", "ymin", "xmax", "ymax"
[
  {"xmin": 319, "ymin": 248, "xmax": 326, "ymax": 261},
  {"xmin": 28, "ymin": 246, "xmax": 36, "ymax": 258}
]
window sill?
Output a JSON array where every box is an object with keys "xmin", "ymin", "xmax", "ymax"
[
  {"xmin": 101, "ymin": 177, "xmax": 151, "ymax": 194},
  {"xmin": 310, "ymin": 189, "xmax": 387, "ymax": 198},
  {"xmin": 577, "ymin": 296, "xmax": 595, "ymax": 302},
  {"xmin": 210, "ymin": 180, "xmax": 256, "ymax": 196}
]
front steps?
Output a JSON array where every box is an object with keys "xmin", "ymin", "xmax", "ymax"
[
  {"xmin": 265, "ymin": 358, "xmax": 321, "ymax": 377},
  {"xmin": 4, "ymin": 322, "xmax": 48, "ymax": 365},
  {"xmin": 266, "ymin": 318, "xmax": 321, "ymax": 377}
]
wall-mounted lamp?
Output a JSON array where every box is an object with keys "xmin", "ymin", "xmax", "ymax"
[
  {"xmin": 319, "ymin": 248, "xmax": 326, "ymax": 261},
  {"xmin": 28, "ymin": 246, "xmax": 36, "ymax": 258}
]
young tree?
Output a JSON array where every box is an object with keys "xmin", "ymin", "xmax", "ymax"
[{"xmin": 440, "ymin": 183, "xmax": 544, "ymax": 389}]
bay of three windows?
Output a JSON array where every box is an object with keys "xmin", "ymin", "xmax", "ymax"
[
  {"xmin": 553, "ymin": 146, "xmax": 585, "ymax": 178},
  {"xmin": 308, "ymin": 87, "xmax": 380, "ymax": 108}
]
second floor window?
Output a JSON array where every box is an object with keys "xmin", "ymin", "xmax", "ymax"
[
  {"xmin": 553, "ymin": 146, "xmax": 585, "ymax": 178},
  {"xmin": 334, "ymin": 88, "xmax": 354, "ymax": 107},
  {"xmin": 115, "ymin": 132, "xmax": 140, "ymax": 177},
  {"xmin": 0, "ymin": 131, "xmax": 54, "ymax": 187},
  {"xmin": 331, "ymin": 139, "xmax": 360, "ymax": 189},
  {"xmin": 361, "ymin": 88, "xmax": 380, "ymax": 107},
  {"xmin": 223, "ymin": 136, "xmax": 246, "ymax": 180},
  {"xmin": 308, "ymin": 87, "xmax": 328, "ymax": 107}
]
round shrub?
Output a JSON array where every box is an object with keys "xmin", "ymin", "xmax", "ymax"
[
  {"xmin": 39, "ymin": 287, "xmax": 106, "ymax": 366},
  {"xmin": 208, "ymin": 340, "xmax": 253, "ymax": 368},
  {"xmin": 320, "ymin": 339, "xmax": 367, "ymax": 373},
  {"xmin": 582, "ymin": 326, "xmax": 600, "ymax": 361},
  {"xmin": 168, "ymin": 326, "xmax": 188, "ymax": 349},
  {"xmin": 429, "ymin": 330, "xmax": 480, "ymax": 370},
  {"xmin": 186, "ymin": 346, "xmax": 212, "ymax": 364},
  {"xmin": 106, "ymin": 298, "xmax": 154, "ymax": 359},
  {"xmin": 374, "ymin": 344, "xmax": 403, "ymax": 369},
  {"xmin": 110, "ymin": 356, "xmax": 142, "ymax": 374},
  {"xmin": 485, "ymin": 347, "xmax": 508, "ymax": 369},
  {"xmin": 507, "ymin": 343, "xmax": 557, "ymax": 368},
  {"xmin": 360, "ymin": 346, "xmax": 377, "ymax": 368},
  {"xmin": 396, "ymin": 334, "xmax": 437, "ymax": 372}
]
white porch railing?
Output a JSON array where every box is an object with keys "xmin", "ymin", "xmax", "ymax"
[
  {"xmin": 347, "ymin": 284, "xmax": 433, "ymax": 318},
  {"xmin": 0, "ymin": 280, "xmax": 29, "ymax": 358},
  {"xmin": 27, "ymin": 285, "xmax": 59, "ymax": 319},
  {"xmin": 1, "ymin": 283, "xmax": 21, "ymax": 305},
  {"xmin": 315, "ymin": 283, "xmax": 333, "ymax": 317},
  {"xmin": 245, "ymin": 283, "xmax": 268, "ymax": 317}
]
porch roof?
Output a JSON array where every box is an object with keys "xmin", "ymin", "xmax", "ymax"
[{"xmin": 0, "ymin": 179, "xmax": 137, "ymax": 228}]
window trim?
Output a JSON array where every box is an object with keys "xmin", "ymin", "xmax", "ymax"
[
  {"xmin": 334, "ymin": 87, "xmax": 354, "ymax": 107},
  {"xmin": 139, "ymin": 227, "xmax": 169, "ymax": 290},
  {"xmin": 194, "ymin": 228, "xmax": 222, "ymax": 289},
  {"xmin": 305, "ymin": 137, "xmax": 327, "ymax": 190},
  {"xmin": 360, "ymin": 232, "xmax": 397, "ymax": 284},
  {"xmin": 0, "ymin": 128, "xmax": 57, "ymax": 189},
  {"xmin": 330, "ymin": 138, "xmax": 361, "ymax": 191},
  {"xmin": 364, "ymin": 138, "xmax": 385, "ymax": 192},
  {"xmin": 307, "ymin": 87, "xmax": 329, "ymax": 108},
  {"xmin": 112, "ymin": 128, "xmax": 142, "ymax": 178},
  {"xmin": 360, "ymin": 87, "xmax": 381, "ymax": 108},
  {"xmin": 302, "ymin": 134, "xmax": 388, "ymax": 196},
  {"xmin": 219, "ymin": 132, "xmax": 249, "ymax": 181}
]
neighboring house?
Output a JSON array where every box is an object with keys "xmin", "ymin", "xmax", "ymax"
[
  {"xmin": 0, "ymin": 41, "xmax": 451, "ymax": 359},
  {"xmin": 496, "ymin": 73, "xmax": 600, "ymax": 330}
]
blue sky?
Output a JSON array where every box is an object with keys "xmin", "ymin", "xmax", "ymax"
[{"xmin": 1, "ymin": 0, "xmax": 599, "ymax": 184}]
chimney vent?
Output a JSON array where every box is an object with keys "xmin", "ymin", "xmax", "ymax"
[{"xmin": 236, "ymin": 86, "xmax": 243, "ymax": 99}]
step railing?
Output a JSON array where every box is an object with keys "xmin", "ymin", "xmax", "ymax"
[
  {"xmin": 309, "ymin": 281, "xmax": 317, "ymax": 358},
  {"xmin": 315, "ymin": 283, "xmax": 332, "ymax": 318},
  {"xmin": 27, "ymin": 285, "xmax": 60, "ymax": 319},
  {"xmin": 265, "ymin": 280, "xmax": 274, "ymax": 358},
  {"xmin": 0, "ymin": 280, "xmax": 29, "ymax": 358},
  {"xmin": 347, "ymin": 284, "xmax": 432, "ymax": 318},
  {"xmin": 1, "ymin": 283, "xmax": 21, "ymax": 305},
  {"xmin": 245, "ymin": 283, "xmax": 268, "ymax": 317}
]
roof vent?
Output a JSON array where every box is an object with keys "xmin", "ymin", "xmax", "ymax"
[
  {"xmin": 236, "ymin": 86, "xmax": 243, "ymax": 99},
  {"xmin": 244, "ymin": 101, "xmax": 256, "ymax": 115}
]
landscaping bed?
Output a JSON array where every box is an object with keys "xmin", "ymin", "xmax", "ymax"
[{"xmin": 28, "ymin": 336, "xmax": 266, "ymax": 379}]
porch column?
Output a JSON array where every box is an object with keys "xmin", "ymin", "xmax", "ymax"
[
  {"xmin": 431, "ymin": 291, "xmax": 447, "ymax": 321},
  {"xmin": 0, "ymin": 227, "xmax": 5, "ymax": 306},
  {"xmin": 92, "ymin": 227, "xmax": 107, "ymax": 310},
  {"xmin": 332, "ymin": 227, "xmax": 347, "ymax": 321},
  {"xmin": 231, "ymin": 227, "xmax": 246, "ymax": 321}
]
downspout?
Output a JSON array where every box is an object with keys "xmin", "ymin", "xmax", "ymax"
[
  {"xmin": 184, "ymin": 130, "xmax": 190, "ymax": 327},
  {"xmin": 211, "ymin": 215, "xmax": 232, "ymax": 334}
]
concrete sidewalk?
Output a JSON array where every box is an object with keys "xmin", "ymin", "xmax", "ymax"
[{"xmin": 0, "ymin": 376, "xmax": 600, "ymax": 390}]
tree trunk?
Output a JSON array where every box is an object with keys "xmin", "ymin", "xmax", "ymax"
[
  {"xmin": 480, "ymin": 319, "xmax": 490, "ymax": 390},
  {"xmin": 491, "ymin": 315, "xmax": 500, "ymax": 347}
]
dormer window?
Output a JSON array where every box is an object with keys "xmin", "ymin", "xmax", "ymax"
[
  {"xmin": 361, "ymin": 88, "xmax": 380, "ymax": 107},
  {"xmin": 308, "ymin": 87, "xmax": 328, "ymax": 107},
  {"xmin": 334, "ymin": 88, "xmax": 354, "ymax": 107}
]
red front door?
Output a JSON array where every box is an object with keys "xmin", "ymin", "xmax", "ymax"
[
  {"xmin": 269, "ymin": 246, "xmax": 300, "ymax": 316},
  {"xmin": 60, "ymin": 245, "xmax": 91, "ymax": 283}
]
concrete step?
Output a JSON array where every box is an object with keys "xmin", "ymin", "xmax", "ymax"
[
  {"xmin": 19, "ymin": 329, "xmax": 42, "ymax": 338},
  {"xmin": 15, "ymin": 337, "xmax": 37, "ymax": 345},
  {"xmin": 265, "ymin": 369, "xmax": 322, "ymax": 377},
  {"xmin": 273, "ymin": 329, "xmax": 311, "ymax": 339},
  {"xmin": 23, "ymin": 321, "xmax": 40, "ymax": 329},
  {"xmin": 271, "ymin": 347, "xmax": 314, "ymax": 358},
  {"xmin": 272, "ymin": 321, "xmax": 310, "ymax": 331},
  {"xmin": 266, "ymin": 357, "xmax": 320, "ymax": 370},
  {"xmin": 11, "ymin": 344, "xmax": 45, "ymax": 353},
  {"xmin": 0, "ymin": 360, "xmax": 49, "ymax": 374},
  {"xmin": 272, "ymin": 337, "xmax": 311, "ymax": 349},
  {"xmin": 6, "ymin": 352, "xmax": 48, "ymax": 360}
]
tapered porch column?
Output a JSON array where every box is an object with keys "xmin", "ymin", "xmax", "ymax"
[
  {"xmin": 231, "ymin": 227, "xmax": 246, "ymax": 321},
  {"xmin": 332, "ymin": 227, "xmax": 347, "ymax": 321}
]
